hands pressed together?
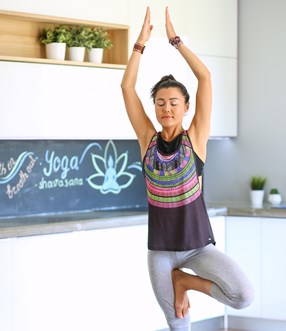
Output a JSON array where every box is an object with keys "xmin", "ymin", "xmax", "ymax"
[{"xmin": 136, "ymin": 6, "xmax": 178, "ymax": 46}]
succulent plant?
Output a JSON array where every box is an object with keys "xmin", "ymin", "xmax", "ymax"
[
  {"xmin": 250, "ymin": 176, "xmax": 267, "ymax": 190},
  {"xmin": 269, "ymin": 188, "xmax": 279, "ymax": 194}
]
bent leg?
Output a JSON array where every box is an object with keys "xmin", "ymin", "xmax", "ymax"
[{"xmin": 181, "ymin": 244, "xmax": 254, "ymax": 309}]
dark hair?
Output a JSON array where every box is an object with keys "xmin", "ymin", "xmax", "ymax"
[{"xmin": 150, "ymin": 74, "xmax": 190, "ymax": 104}]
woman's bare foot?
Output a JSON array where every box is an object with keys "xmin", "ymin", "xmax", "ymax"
[
  {"xmin": 172, "ymin": 268, "xmax": 213, "ymax": 318},
  {"xmin": 172, "ymin": 269, "xmax": 191, "ymax": 318}
]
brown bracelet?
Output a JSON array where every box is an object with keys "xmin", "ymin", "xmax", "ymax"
[
  {"xmin": 169, "ymin": 36, "xmax": 183, "ymax": 49},
  {"xmin": 133, "ymin": 42, "xmax": 145, "ymax": 54}
]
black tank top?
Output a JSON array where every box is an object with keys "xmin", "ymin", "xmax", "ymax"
[
  {"xmin": 143, "ymin": 131, "xmax": 215, "ymax": 251},
  {"xmin": 157, "ymin": 132, "xmax": 204, "ymax": 176}
]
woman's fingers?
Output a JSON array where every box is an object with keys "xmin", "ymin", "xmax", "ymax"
[
  {"xmin": 138, "ymin": 6, "xmax": 153, "ymax": 43},
  {"xmin": 165, "ymin": 6, "xmax": 176, "ymax": 40}
]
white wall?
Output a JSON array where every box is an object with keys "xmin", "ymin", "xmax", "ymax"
[{"xmin": 204, "ymin": 0, "xmax": 286, "ymax": 204}]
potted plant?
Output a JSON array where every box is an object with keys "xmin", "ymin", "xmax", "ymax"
[
  {"xmin": 40, "ymin": 25, "xmax": 69, "ymax": 60},
  {"xmin": 250, "ymin": 176, "xmax": 267, "ymax": 208},
  {"xmin": 268, "ymin": 188, "xmax": 282, "ymax": 206},
  {"xmin": 66, "ymin": 25, "xmax": 88, "ymax": 62},
  {"xmin": 85, "ymin": 27, "xmax": 113, "ymax": 63}
]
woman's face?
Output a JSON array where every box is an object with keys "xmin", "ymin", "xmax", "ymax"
[{"xmin": 154, "ymin": 87, "xmax": 189, "ymax": 129}]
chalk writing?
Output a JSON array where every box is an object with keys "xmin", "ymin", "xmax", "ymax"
[
  {"xmin": 43, "ymin": 151, "xmax": 79, "ymax": 180},
  {"xmin": 42, "ymin": 142, "xmax": 101, "ymax": 180},
  {"xmin": 6, "ymin": 155, "xmax": 37, "ymax": 199},
  {"xmin": 38, "ymin": 177, "xmax": 83, "ymax": 189},
  {"xmin": 0, "ymin": 152, "xmax": 34, "ymax": 185}
]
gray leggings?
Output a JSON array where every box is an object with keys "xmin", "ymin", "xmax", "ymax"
[{"xmin": 148, "ymin": 244, "xmax": 254, "ymax": 331}]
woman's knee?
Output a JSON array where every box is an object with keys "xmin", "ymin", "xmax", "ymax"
[{"xmin": 230, "ymin": 286, "xmax": 255, "ymax": 310}]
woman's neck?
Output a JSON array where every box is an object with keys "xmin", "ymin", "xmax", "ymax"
[{"xmin": 160, "ymin": 127, "xmax": 184, "ymax": 142}]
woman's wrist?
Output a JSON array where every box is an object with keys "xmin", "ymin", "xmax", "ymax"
[
  {"xmin": 133, "ymin": 41, "xmax": 145, "ymax": 54},
  {"xmin": 169, "ymin": 36, "xmax": 183, "ymax": 49}
]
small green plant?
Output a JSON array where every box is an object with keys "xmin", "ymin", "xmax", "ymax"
[
  {"xmin": 66, "ymin": 25, "xmax": 88, "ymax": 47},
  {"xmin": 40, "ymin": 25, "xmax": 70, "ymax": 44},
  {"xmin": 250, "ymin": 176, "xmax": 267, "ymax": 190},
  {"xmin": 269, "ymin": 188, "xmax": 279, "ymax": 194},
  {"xmin": 85, "ymin": 27, "xmax": 113, "ymax": 50}
]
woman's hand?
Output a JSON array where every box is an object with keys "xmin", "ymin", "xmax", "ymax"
[
  {"xmin": 165, "ymin": 6, "xmax": 176, "ymax": 40},
  {"xmin": 137, "ymin": 6, "xmax": 153, "ymax": 44}
]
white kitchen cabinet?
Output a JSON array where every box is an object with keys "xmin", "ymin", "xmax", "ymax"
[
  {"xmin": 0, "ymin": 61, "xmax": 136, "ymax": 140},
  {"xmin": 208, "ymin": 56, "xmax": 237, "ymax": 137},
  {"xmin": 261, "ymin": 218, "xmax": 286, "ymax": 320},
  {"xmin": 226, "ymin": 216, "xmax": 262, "ymax": 318},
  {"xmin": 8, "ymin": 224, "xmax": 167, "ymax": 331},
  {"xmin": 186, "ymin": 0, "xmax": 237, "ymax": 58},
  {"xmin": 0, "ymin": 239, "xmax": 12, "ymax": 331},
  {"xmin": 226, "ymin": 216, "xmax": 286, "ymax": 322},
  {"xmin": 185, "ymin": 56, "xmax": 237, "ymax": 138}
]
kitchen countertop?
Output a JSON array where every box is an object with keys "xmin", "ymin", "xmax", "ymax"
[{"xmin": 0, "ymin": 204, "xmax": 286, "ymax": 239}]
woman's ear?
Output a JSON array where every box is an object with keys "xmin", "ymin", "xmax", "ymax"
[{"xmin": 184, "ymin": 102, "xmax": 190, "ymax": 113}]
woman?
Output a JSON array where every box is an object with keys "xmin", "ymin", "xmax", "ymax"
[{"xmin": 121, "ymin": 7, "xmax": 254, "ymax": 331}]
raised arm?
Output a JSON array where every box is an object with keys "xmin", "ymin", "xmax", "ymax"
[
  {"xmin": 121, "ymin": 7, "xmax": 156, "ymax": 158},
  {"xmin": 165, "ymin": 7, "xmax": 212, "ymax": 161}
]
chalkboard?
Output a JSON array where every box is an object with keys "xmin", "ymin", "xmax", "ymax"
[{"xmin": 0, "ymin": 140, "xmax": 147, "ymax": 218}]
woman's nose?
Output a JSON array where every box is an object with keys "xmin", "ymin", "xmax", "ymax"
[{"xmin": 163, "ymin": 103, "xmax": 171, "ymax": 112}]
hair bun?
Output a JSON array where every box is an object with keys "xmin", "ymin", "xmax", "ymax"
[{"xmin": 160, "ymin": 74, "xmax": 176, "ymax": 83}]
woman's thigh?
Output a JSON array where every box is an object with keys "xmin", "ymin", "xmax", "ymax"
[{"xmin": 180, "ymin": 244, "xmax": 254, "ymax": 308}]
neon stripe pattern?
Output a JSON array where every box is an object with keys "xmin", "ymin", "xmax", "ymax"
[{"xmin": 143, "ymin": 131, "xmax": 201, "ymax": 208}]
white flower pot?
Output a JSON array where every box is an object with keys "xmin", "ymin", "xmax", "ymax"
[
  {"xmin": 268, "ymin": 194, "xmax": 282, "ymax": 206},
  {"xmin": 250, "ymin": 190, "xmax": 264, "ymax": 208},
  {"xmin": 87, "ymin": 48, "xmax": 104, "ymax": 63},
  {"xmin": 45, "ymin": 43, "xmax": 66, "ymax": 60},
  {"xmin": 68, "ymin": 47, "xmax": 86, "ymax": 62}
]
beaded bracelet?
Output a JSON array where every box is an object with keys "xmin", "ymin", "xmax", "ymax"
[
  {"xmin": 169, "ymin": 36, "xmax": 183, "ymax": 49},
  {"xmin": 133, "ymin": 42, "xmax": 145, "ymax": 54}
]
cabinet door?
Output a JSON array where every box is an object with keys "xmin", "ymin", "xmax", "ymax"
[
  {"xmin": 226, "ymin": 216, "xmax": 262, "ymax": 318},
  {"xmin": 0, "ymin": 239, "xmax": 12, "ymax": 331},
  {"xmin": 11, "ymin": 225, "xmax": 168, "ymax": 331},
  {"xmin": 187, "ymin": 0, "xmax": 237, "ymax": 57},
  {"xmin": 184, "ymin": 56, "xmax": 237, "ymax": 137},
  {"xmin": 12, "ymin": 232, "xmax": 87, "ymax": 331},
  {"xmin": 211, "ymin": 215, "xmax": 225, "ymax": 252},
  {"xmin": 0, "ymin": 62, "xmax": 136, "ymax": 140},
  {"xmin": 262, "ymin": 218, "xmax": 286, "ymax": 320},
  {"xmin": 205, "ymin": 56, "xmax": 237, "ymax": 137}
]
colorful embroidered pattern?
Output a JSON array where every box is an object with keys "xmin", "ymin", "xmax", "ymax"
[{"xmin": 143, "ymin": 131, "xmax": 201, "ymax": 208}]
